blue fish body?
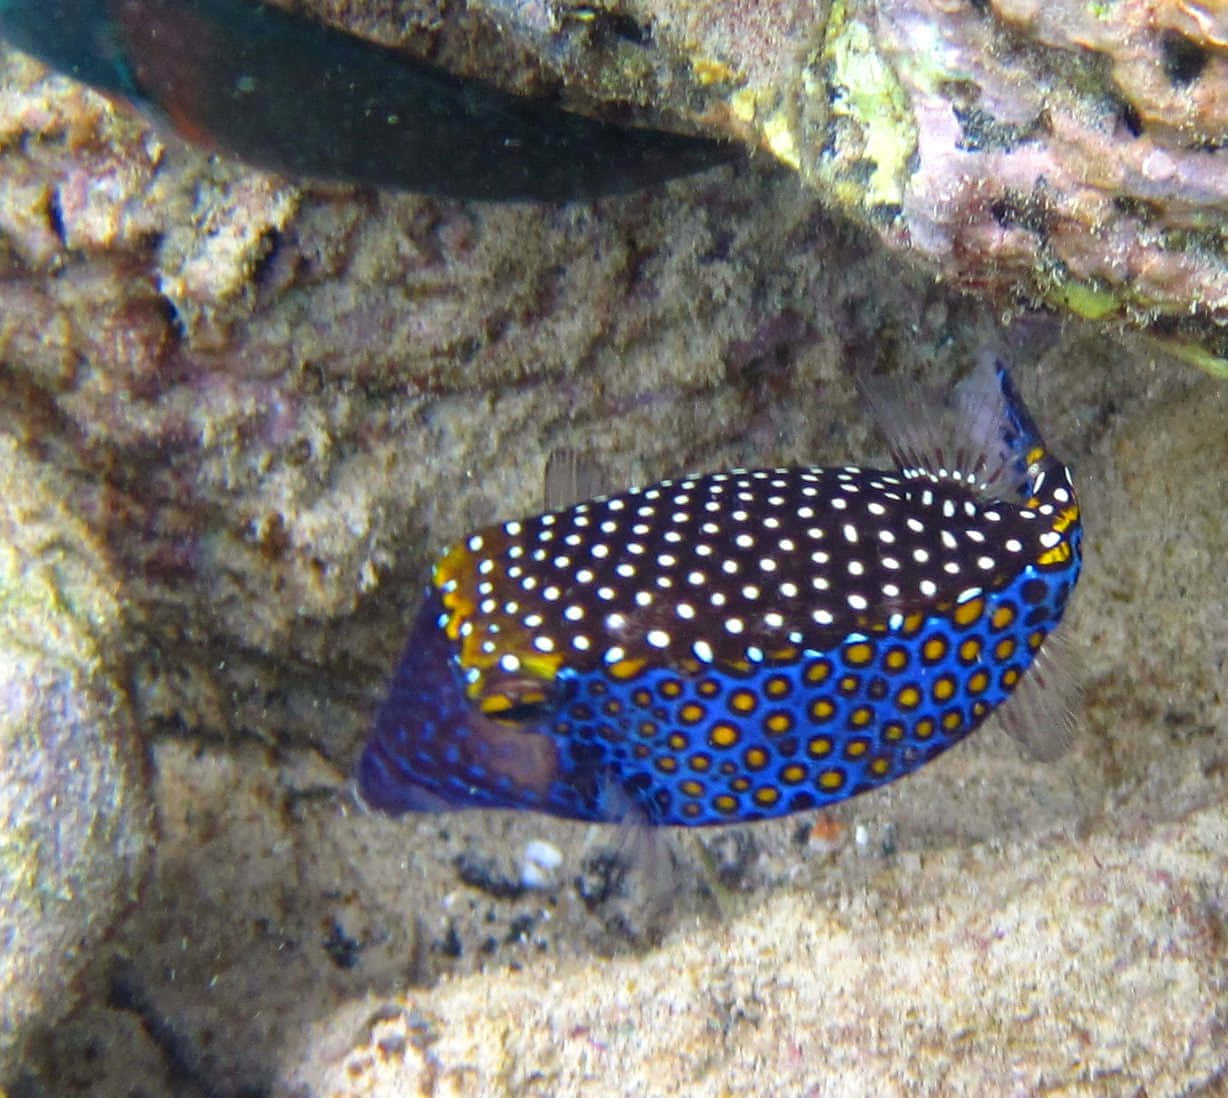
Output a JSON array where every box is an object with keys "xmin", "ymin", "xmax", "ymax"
[{"xmin": 359, "ymin": 359, "xmax": 1082, "ymax": 825}]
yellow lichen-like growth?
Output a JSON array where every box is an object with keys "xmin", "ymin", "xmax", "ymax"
[{"xmin": 692, "ymin": 57, "xmax": 740, "ymax": 86}]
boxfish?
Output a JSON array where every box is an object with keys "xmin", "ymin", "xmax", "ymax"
[{"xmin": 359, "ymin": 356, "xmax": 1083, "ymax": 825}]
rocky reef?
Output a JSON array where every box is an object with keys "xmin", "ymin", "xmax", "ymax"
[
  {"xmin": 7, "ymin": 0, "xmax": 1228, "ymax": 361},
  {"xmin": 0, "ymin": 3, "xmax": 1226, "ymax": 1096}
]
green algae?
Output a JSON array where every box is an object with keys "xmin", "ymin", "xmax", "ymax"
[
  {"xmin": 1158, "ymin": 339, "xmax": 1228, "ymax": 379},
  {"xmin": 813, "ymin": 0, "xmax": 916, "ymax": 213},
  {"xmin": 1046, "ymin": 277, "xmax": 1122, "ymax": 321}
]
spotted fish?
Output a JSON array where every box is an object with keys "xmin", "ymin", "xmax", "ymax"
[{"xmin": 359, "ymin": 357, "xmax": 1082, "ymax": 825}]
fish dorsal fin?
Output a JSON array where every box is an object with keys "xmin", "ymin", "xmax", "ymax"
[
  {"xmin": 543, "ymin": 449, "xmax": 617, "ymax": 512},
  {"xmin": 858, "ymin": 353, "xmax": 1040, "ymax": 500}
]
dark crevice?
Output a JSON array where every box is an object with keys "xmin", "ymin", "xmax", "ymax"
[
  {"xmin": 1118, "ymin": 97, "xmax": 1143, "ymax": 138},
  {"xmin": 108, "ymin": 958, "xmax": 269, "ymax": 1098},
  {"xmin": 1160, "ymin": 30, "xmax": 1209, "ymax": 87},
  {"xmin": 45, "ymin": 189, "xmax": 65, "ymax": 244}
]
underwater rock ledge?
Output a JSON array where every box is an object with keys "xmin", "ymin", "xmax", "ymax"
[
  {"xmin": 284, "ymin": 799, "xmax": 1228, "ymax": 1097},
  {"xmin": 4, "ymin": 0, "xmax": 1225, "ymax": 362},
  {"xmin": 465, "ymin": 0, "xmax": 1228, "ymax": 371},
  {"xmin": 4, "ymin": 0, "xmax": 1226, "ymax": 363}
]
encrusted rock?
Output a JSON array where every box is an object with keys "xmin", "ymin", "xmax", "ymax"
[
  {"xmin": 0, "ymin": 433, "xmax": 153, "ymax": 1078},
  {"xmin": 463, "ymin": 0, "xmax": 1228, "ymax": 369}
]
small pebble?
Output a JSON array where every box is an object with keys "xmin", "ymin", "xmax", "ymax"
[
  {"xmin": 854, "ymin": 823, "xmax": 871, "ymax": 852},
  {"xmin": 520, "ymin": 839, "xmax": 564, "ymax": 889}
]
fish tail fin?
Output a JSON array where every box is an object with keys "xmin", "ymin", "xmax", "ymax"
[{"xmin": 357, "ymin": 588, "xmax": 566, "ymax": 816}]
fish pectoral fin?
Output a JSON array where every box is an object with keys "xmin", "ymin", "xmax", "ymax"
[{"xmin": 993, "ymin": 626, "xmax": 1081, "ymax": 762}]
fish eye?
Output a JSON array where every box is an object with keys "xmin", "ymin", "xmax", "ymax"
[
  {"xmin": 477, "ymin": 674, "xmax": 568, "ymax": 724},
  {"xmin": 487, "ymin": 701, "xmax": 555, "ymax": 724}
]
